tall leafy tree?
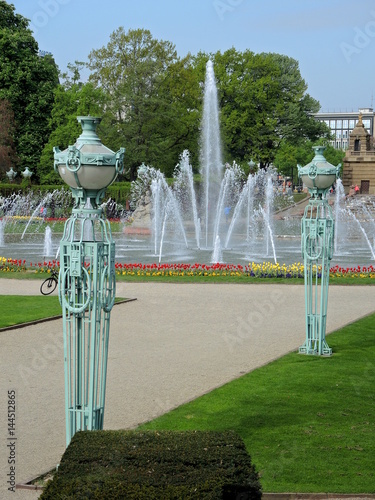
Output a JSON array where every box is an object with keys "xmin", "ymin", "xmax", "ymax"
[
  {"xmin": 0, "ymin": 1, "xmax": 58, "ymax": 181},
  {"xmin": 267, "ymin": 53, "xmax": 328, "ymax": 146},
  {"xmin": 273, "ymin": 138, "xmax": 344, "ymax": 186},
  {"xmin": 0, "ymin": 98, "xmax": 18, "ymax": 177},
  {"xmin": 88, "ymin": 28, "xmax": 201, "ymax": 179},
  {"xmin": 193, "ymin": 49, "xmax": 330, "ymax": 170}
]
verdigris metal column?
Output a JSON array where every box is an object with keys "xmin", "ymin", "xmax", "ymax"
[
  {"xmin": 298, "ymin": 146, "xmax": 340, "ymax": 356},
  {"xmin": 53, "ymin": 116, "xmax": 125, "ymax": 446}
]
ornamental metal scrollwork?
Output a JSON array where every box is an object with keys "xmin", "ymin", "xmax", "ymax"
[
  {"xmin": 115, "ymin": 147, "xmax": 125, "ymax": 175},
  {"xmin": 81, "ymin": 155, "xmax": 112, "ymax": 165},
  {"xmin": 304, "ymin": 233, "xmax": 323, "ymax": 260},
  {"xmin": 66, "ymin": 145, "xmax": 81, "ymax": 173},
  {"xmin": 308, "ymin": 164, "xmax": 317, "ymax": 179}
]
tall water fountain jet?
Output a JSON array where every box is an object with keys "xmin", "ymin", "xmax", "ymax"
[
  {"xmin": 333, "ymin": 178, "xmax": 375, "ymax": 259},
  {"xmin": 43, "ymin": 225, "xmax": 53, "ymax": 256},
  {"xmin": 21, "ymin": 191, "xmax": 54, "ymax": 239},
  {"xmin": 211, "ymin": 235, "xmax": 223, "ymax": 263},
  {"xmin": 174, "ymin": 150, "xmax": 201, "ymax": 249},
  {"xmin": 225, "ymin": 174, "xmax": 256, "ymax": 248},
  {"xmin": 212, "ymin": 162, "xmax": 243, "ymax": 250},
  {"xmin": 334, "ymin": 178, "xmax": 346, "ymax": 252},
  {"xmin": 200, "ymin": 59, "xmax": 223, "ymax": 248},
  {"xmin": 263, "ymin": 173, "xmax": 277, "ymax": 262},
  {"xmin": 148, "ymin": 168, "xmax": 188, "ymax": 262}
]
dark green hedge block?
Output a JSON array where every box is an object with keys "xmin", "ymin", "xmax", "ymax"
[
  {"xmin": 106, "ymin": 182, "xmax": 132, "ymax": 204},
  {"xmin": 40, "ymin": 430, "xmax": 262, "ymax": 499}
]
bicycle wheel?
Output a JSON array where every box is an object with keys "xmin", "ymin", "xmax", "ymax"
[{"xmin": 40, "ymin": 277, "xmax": 57, "ymax": 295}]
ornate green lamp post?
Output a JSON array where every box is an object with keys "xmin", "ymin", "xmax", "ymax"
[
  {"xmin": 6, "ymin": 168, "xmax": 16, "ymax": 182},
  {"xmin": 54, "ymin": 116, "xmax": 125, "ymax": 446},
  {"xmin": 298, "ymin": 146, "xmax": 340, "ymax": 356}
]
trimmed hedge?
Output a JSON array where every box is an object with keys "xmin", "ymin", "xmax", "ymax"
[
  {"xmin": 0, "ymin": 182, "xmax": 132, "ymax": 206},
  {"xmin": 40, "ymin": 430, "xmax": 262, "ymax": 499},
  {"xmin": 106, "ymin": 181, "xmax": 132, "ymax": 204}
]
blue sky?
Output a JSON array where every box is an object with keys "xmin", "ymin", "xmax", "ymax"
[{"xmin": 9, "ymin": 0, "xmax": 375, "ymax": 112}]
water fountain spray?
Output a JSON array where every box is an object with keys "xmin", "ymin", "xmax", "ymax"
[{"xmin": 200, "ymin": 60, "xmax": 224, "ymax": 249}]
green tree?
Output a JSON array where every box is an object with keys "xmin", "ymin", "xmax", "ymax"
[
  {"xmin": 266, "ymin": 54, "xmax": 327, "ymax": 143},
  {"xmin": 274, "ymin": 138, "xmax": 344, "ymax": 186},
  {"xmin": 88, "ymin": 28, "xmax": 201, "ymax": 179},
  {"xmin": 0, "ymin": 1, "xmax": 59, "ymax": 181},
  {"xmin": 193, "ymin": 49, "xmax": 330, "ymax": 170},
  {"xmin": 0, "ymin": 98, "xmax": 18, "ymax": 177}
]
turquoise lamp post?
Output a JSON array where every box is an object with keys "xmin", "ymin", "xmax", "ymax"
[
  {"xmin": 298, "ymin": 146, "xmax": 340, "ymax": 356},
  {"xmin": 54, "ymin": 116, "xmax": 125, "ymax": 446},
  {"xmin": 6, "ymin": 168, "xmax": 16, "ymax": 182}
]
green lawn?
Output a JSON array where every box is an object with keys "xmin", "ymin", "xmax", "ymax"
[
  {"xmin": 0, "ymin": 295, "xmax": 62, "ymax": 328},
  {"xmin": 139, "ymin": 314, "xmax": 375, "ymax": 493},
  {"xmin": 0, "ymin": 295, "xmax": 127, "ymax": 328},
  {"xmin": 2, "ymin": 286, "xmax": 374, "ymax": 493}
]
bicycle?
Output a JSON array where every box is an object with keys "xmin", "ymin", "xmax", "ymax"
[{"xmin": 40, "ymin": 269, "xmax": 59, "ymax": 295}]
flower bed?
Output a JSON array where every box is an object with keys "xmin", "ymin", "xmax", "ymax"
[
  {"xmin": 1, "ymin": 257, "xmax": 374, "ymax": 280},
  {"xmin": 1, "ymin": 215, "xmax": 45, "ymax": 223},
  {"xmin": 114, "ymin": 261, "xmax": 306, "ymax": 278},
  {"xmin": 0, "ymin": 257, "xmax": 28, "ymax": 272}
]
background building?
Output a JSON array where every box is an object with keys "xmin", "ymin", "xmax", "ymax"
[
  {"xmin": 342, "ymin": 114, "xmax": 375, "ymax": 194},
  {"xmin": 314, "ymin": 108, "xmax": 375, "ymax": 150}
]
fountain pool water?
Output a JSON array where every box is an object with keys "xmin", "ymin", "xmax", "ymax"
[
  {"xmin": 0, "ymin": 189, "xmax": 71, "ymax": 263},
  {"xmin": 0, "ymin": 188, "xmax": 375, "ymax": 267},
  {"xmin": 129, "ymin": 156, "xmax": 281, "ymax": 264}
]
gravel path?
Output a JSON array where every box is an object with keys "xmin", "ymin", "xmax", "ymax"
[{"xmin": 1, "ymin": 279, "xmax": 374, "ymax": 499}]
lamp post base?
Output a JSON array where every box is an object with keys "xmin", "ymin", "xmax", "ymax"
[{"xmin": 299, "ymin": 341, "xmax": 332, "ymax": 356}]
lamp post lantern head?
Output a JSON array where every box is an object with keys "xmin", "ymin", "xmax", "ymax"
[
  {"xmin": 6, "ymin": 168, "xmax": 16, "ymax": 182},
  {"xmin": 53, "ymin": 116, "xmax": 125, "ymax": 208},
  {"xmin": 298, "ymin": 146, "xmax": 340, "ymax": 199},
  {"xmin": 22, "ymin": 167, "xmax": 33, "ymax": 179},
  {"xmin": 137, "ymin": 163, "xmax": 148, "ymax": 178},
  {"xmin": 248, "ymin": 159, "xmax": 255, "ymax": 167}
]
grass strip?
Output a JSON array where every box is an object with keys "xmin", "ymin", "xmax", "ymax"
[
  {"xmin": 0, "ymin": 296, "xmax": 128, "ymax": 329},
  {"xmin": 0, "ymin": 295, "xmax": 62, "ymax": 328},
  {"xmin": 139, "ymin": 314, "xmax": 375, "ymax": 493}
]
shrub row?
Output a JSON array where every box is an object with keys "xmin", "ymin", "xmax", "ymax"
[
  {"xmin": 40, "ymin": 430, "xmax": 262, "ymax": 499},
  {"xmin": 0, "ymin": 182, "xmax": 132, "ymax": 205}
]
